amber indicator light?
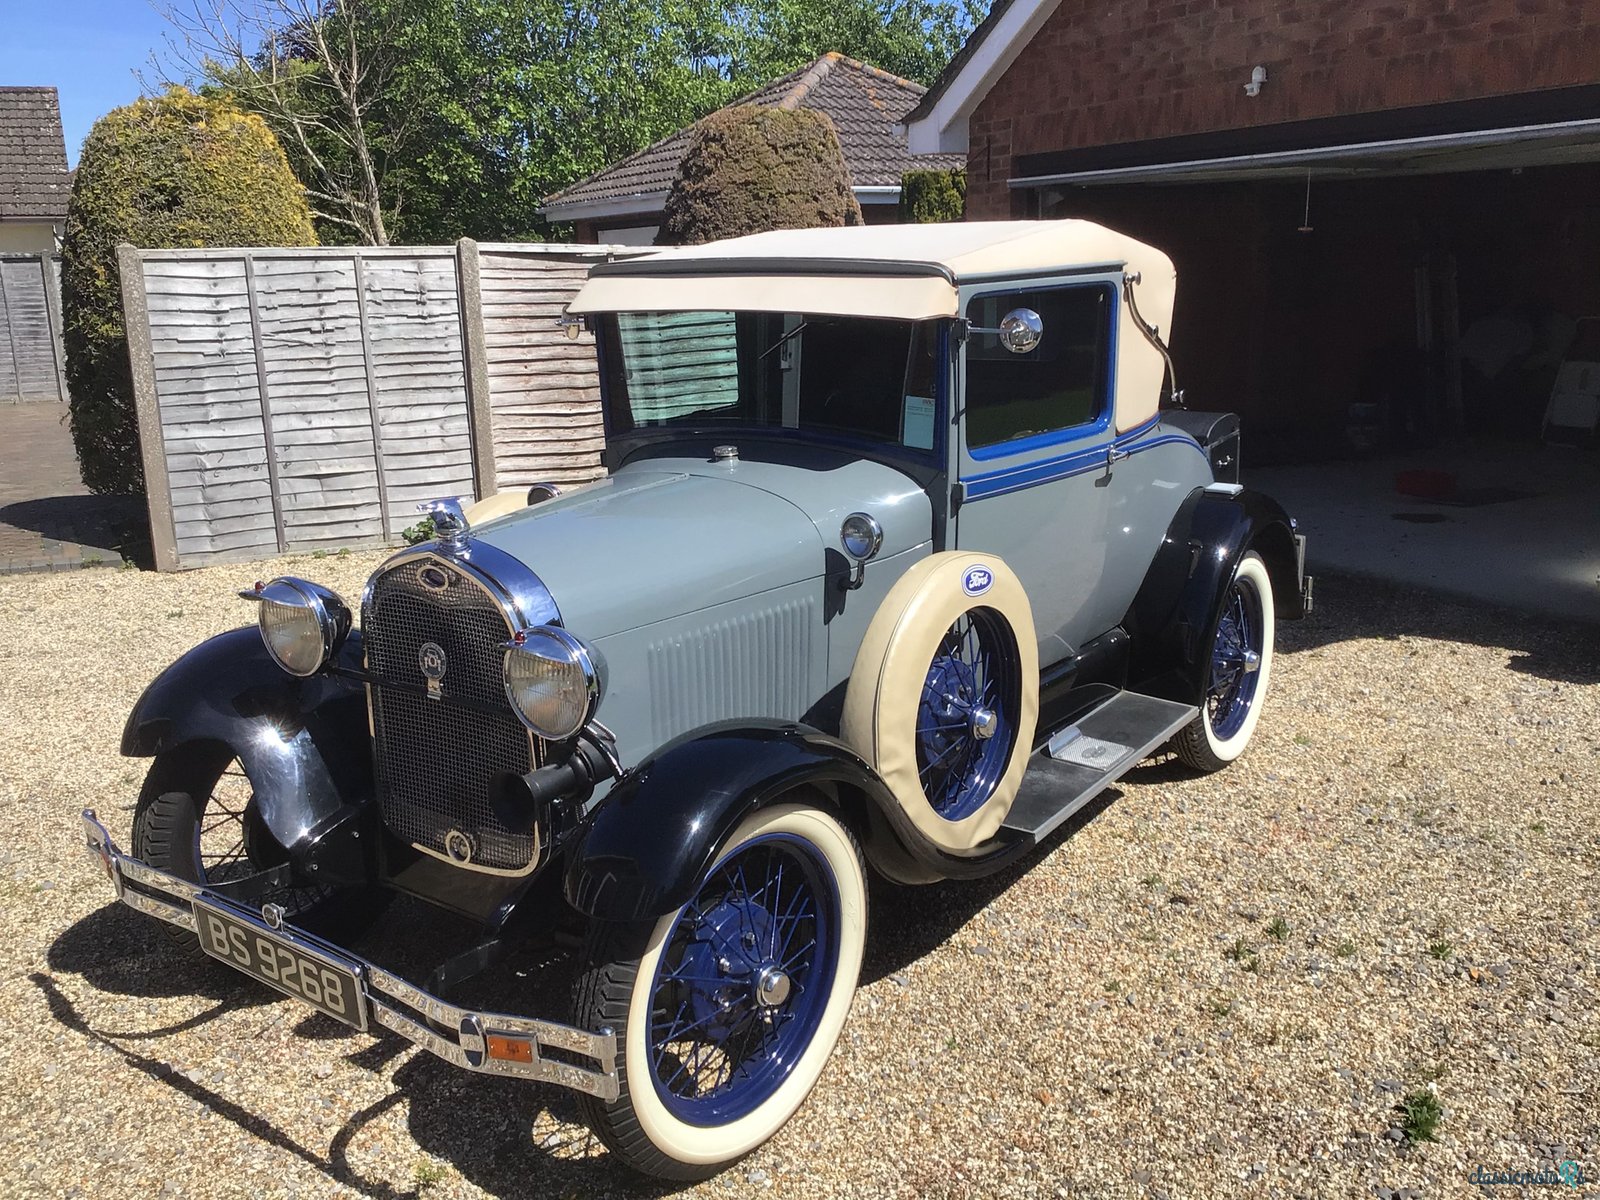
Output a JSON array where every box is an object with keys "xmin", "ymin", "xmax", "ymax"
[{"xmin": 486, "ymin": 1035, "xmax": 534, "ymax": 1064}]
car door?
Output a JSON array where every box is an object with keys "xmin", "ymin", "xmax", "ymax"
[{"xmin": 953, "ymin": 278, "xmax": 1123, "ymax": 666}]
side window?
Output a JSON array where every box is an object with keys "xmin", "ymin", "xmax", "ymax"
[{"xmin": 965, "ymin": 285, "xmax": 1112, "ymax": 451}]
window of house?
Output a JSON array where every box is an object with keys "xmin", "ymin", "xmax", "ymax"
[{"xmin": 964, "ymin": 284, "xmax": 1113, "ymax": 451}]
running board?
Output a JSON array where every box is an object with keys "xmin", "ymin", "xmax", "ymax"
[{"xmin": 999, "ymin": 691, "xmax": 1198, "ymax": 845}]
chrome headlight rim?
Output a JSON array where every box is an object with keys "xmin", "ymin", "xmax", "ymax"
[
  {"xmin": 502, "ymin": 625, "xmax": 602, "ymax": 741},
  {"xmin": 249, "ymin": 576, "xmax": 351, "ymax": 678}
]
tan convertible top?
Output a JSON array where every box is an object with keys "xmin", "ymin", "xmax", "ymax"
[{"xmin": 569, "ymin": 221, "xmax": 1178, "ymax": 431}]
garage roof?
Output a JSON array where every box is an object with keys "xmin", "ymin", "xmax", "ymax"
[{"xmin": 541, "ymin": 53, "xmax": 964, "ymax": 223}]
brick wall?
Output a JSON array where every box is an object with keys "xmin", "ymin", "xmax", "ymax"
[{"xmin": 967, "ymin": 0, "xmax": 1600, "ymax": 216}]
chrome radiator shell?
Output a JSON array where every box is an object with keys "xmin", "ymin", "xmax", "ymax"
[{"xmin": 360, "ymin": 544, "xmax": 561, "ymax": 875}]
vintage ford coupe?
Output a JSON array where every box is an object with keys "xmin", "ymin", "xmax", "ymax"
[{"xmin": 82, "ymin": 222, "xmax": 1309, "ymax": 1179}]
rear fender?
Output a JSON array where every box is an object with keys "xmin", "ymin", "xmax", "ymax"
[
  {"xmin": 1124, "ymin": 486, "xmax": 1303, "ymax": 703},
  {"xmin": 122, "ymin": 627, "xmax": 372, "ymax": 854}
]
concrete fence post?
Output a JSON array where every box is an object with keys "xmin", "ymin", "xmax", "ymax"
[
  {"xmin": 117, "ymin": 243, "xmax": 180, "ymax": 572},
  {"xmin": 456, "ymin": 237, "xmax": 497, "ymax": 500}
]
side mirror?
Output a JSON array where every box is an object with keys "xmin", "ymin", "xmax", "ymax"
[
  {"xmin": 997, "ymin": 308, "xmax": 1043, "ymax": 355},
  {"xmin": 966, "ymin": 307, "xmax": 1044, "ymax": 355}
]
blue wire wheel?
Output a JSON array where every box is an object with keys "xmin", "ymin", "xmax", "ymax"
[
  {"xmin": 914, "ymin": 607, "xmax": 1022, "ymax": 822},
  {"xmin": 645, "ymin": 831, "xmax": 842, "ymax": 1126},
  {"xmin": 1206, "ymin": 568, "xmax": 1266, "ymax": 741}
]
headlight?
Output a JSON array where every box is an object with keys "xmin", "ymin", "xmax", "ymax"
[
  {"xmin": 503, "ymin": 626, "xmax": 601, "ymax": 740},
  {"xmin": 247, "ymin": 577, "xmax": 351, "ymax": 677}
]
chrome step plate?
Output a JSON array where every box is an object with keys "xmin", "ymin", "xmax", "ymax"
[{"xmin": 1001, "ymin": 691, "xmax": 1197, "ymax": 845}]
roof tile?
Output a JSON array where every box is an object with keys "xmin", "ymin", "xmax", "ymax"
[
  {"xmin": 543, "ymin": 54, "xmax": 965, "ymax": 216},
  {"xmin": 0, "ymin": 87, "xmax": 70, "ymax": 222}
]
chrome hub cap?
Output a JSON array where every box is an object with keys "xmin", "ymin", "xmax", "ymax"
[
  {"xmin": 969, "ymin": 706, "xmax": 998, "ymax": 740},
  {"xmin": 756, "ymin": 966, "xmax": 792, "ymax": 1007}
]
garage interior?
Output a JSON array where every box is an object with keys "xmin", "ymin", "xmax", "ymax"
[{"xmin": 1011, "ymin": 96, "xmax": 1600, "ymax": 620}]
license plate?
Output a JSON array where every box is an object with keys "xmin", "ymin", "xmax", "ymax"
[{"xmin": 193, "ymin": 899, "xmax": 367, "ymax": 1030}]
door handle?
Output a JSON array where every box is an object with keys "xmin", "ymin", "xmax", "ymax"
[{"xmin": 1106, "ymin": 444, "xmax": 1130, "ymax": 467}]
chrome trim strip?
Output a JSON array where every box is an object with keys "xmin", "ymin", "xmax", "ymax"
[
  {"xmin": 407, "ymin": 833, "xmax": 544, "ymax": 877},
  {"xmin": 79, "ymin": 809, "xmax": 619, "ymax": 1102},
  {"xmin": 360, "ymin": 540, "xmax": 561, "ymax": 633}
]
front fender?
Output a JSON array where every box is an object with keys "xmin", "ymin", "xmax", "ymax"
[
  {"xmin": 122, "ymin": 627, "xmax": 372, "ymax": 852},
  {"xmin": 1124, "ymin": 485, "xmax": 1303, "ymax": 702},
  {"xmin": 564, "ymin": 721, "xmax": 906, "ymax": 922}
]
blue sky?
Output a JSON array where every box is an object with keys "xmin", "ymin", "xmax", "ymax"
[{"xmin": 3, "ymin": 1, "xmax": 182, "ymax": 166}]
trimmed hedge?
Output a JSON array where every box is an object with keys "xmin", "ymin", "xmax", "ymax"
[
  {"xmin": 899, "ymin": 168, "xmax": 966, "ymax": 223},
  {"xmin": 658, "ymin": 106, "xmax": 863, "ymax": 246},
  {"xmin": 62, "ymin": 87, "xmax": 315, "ymax": 496}
]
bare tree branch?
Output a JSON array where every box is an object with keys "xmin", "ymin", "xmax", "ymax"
[{"xmin": 154, "ymin": 0, "xmax": 392, "ymax": 243}]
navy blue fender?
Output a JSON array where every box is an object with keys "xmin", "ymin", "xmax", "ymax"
[
  {"xmin": 563, "ymin": 720, "xmax": 1040, "ymax": 921},
  {"xmin": 1123, "ymin": 485, "xmax": 1305, "ymax": 704},
  {"xmin": 562, "ymin": 721, "xmax": 891, "ymax": 922},
  {"xmin": 121, "ymin": 626, "xmax": 373, "ymax": 854}
]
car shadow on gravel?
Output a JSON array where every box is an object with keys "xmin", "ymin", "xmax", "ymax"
[
  {"xmin": 46, "ymin": 901, "xmax": 282, "ymax": 1029},
  {"xmin": 1287, "ymin": 571, "xmax": 1600, "ymax": 684},
  {"xmin": 860, "ymin": 792, "xmax": 1118, "ymax": 986}
]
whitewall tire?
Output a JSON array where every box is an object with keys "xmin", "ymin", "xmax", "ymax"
[
  {"xmin": 574, "ymin": 801, "xmax": 866, "ymax": 1179},
  {"xmin": 1173, "ymin": 550, "xmax": 1275, "ymax": 771}
]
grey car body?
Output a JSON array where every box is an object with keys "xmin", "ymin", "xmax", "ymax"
[{"xmin": 82, "ymin": 220, "xmax": 1310, "ymax": 1181}]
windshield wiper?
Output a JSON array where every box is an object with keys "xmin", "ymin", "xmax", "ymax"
[{"xmin": 757, "ymin": 320, "xmax": 809, "ymax": 362}]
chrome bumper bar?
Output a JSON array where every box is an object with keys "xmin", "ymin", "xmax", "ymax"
[{"xmin": 79, "ymin": 809, "xmax": 619, "ymax": 1102}]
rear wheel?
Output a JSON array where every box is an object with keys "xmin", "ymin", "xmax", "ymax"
[
  {"xmin": 574, "ymin": 802, "xmax": 866, "ymax": 1180},
  {"xmin": 1173, "ymin": 551, "xmax": 1275, "ymax": 771},
  {"xmin": 132, "ymin": 743, "xmax": 382, "ymax": 955}
]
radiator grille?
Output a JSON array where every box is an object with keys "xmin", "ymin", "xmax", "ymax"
[{"xmin": 363, "ymin": 558, "xmax": 539, "ymax": 872}]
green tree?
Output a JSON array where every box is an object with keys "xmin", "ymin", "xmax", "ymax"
[
  {"xmin": 62, "ymin": 87, "xmax": 315, "ymax": 496},
  {"xmin": 164, "ymin": 0, "xmax": 990, "ymax": 244},
  {"xmin": 899, "ymin": 168, "xmax": 966, "ymax": 222},
  {"xmin": 658, "ymin": 105, "xmax": 862, "ymax": 245}
]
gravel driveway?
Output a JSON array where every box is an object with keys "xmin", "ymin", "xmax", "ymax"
[{"xmin": 1, "ymin": 555, "xmax": 1596, "ymax": 1199}]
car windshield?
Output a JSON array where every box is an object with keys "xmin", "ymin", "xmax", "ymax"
[{"xmin": 598, "ymin": 311, "xmax": 941, "ymax": 453}]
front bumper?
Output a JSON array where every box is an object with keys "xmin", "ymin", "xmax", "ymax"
[{"xmin": 79, "ymin": 809, "xmax": 619, "ymax": 1102}]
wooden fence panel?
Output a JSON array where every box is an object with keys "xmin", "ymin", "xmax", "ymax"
[
  {"xmin": 479, "ymin": 246, "xmax": 612, "ymax": 488},
  {"xmin": 253, "ymin": 255, "xmax": 386, "ymax": 550},
  {"xmin": 362, "ymin": 254, "xmax": 476, "ymax": 534},
  {"xmin": 143, "ymin": 255, "xmax": 280, "ymax": 563},
  {"xmin": 0, "ymin": 254, "xmax": 67, "ymax": 404},
  {"xmin": 127, "ymin": 242, "xmax": 632, "ymax": 569}
]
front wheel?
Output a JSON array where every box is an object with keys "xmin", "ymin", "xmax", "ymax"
[
  {"xmin": 1173, "ymin": 550, "xmax": 1276, "ymax": 772},
  {"xmin": 132, "ymin": 743, "xmax": 385, "ymax": 956},
  {"xmin": 573, "ymin": 801, "xmax": 867, "ymax": 1180}
]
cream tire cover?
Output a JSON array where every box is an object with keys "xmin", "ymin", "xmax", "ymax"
[{"xmin": 842, "ymin": 552, "xmax": 1040, "ymax": 852}]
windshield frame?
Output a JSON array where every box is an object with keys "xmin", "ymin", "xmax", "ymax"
[{"xmin": 594, "ymin": 310, "xmax": 952, "ymax": 473}]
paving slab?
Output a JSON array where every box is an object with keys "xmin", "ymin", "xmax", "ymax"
[
  {"xmin": 1248, "ymin": 440, "xmax": 1600, "ymax": 624},
  {"xmin": 0, "ymin": 401, "xmax": 144, "ymax": 574}
]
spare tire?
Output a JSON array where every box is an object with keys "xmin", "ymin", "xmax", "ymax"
[{"xmin": 842, "ymin": 553, "xmax": 1039, "ymax": 853}]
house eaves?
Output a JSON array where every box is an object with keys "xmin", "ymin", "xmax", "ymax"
[{"xmin": 900, "ymin": 0, "xmax": 1063, "ymax": 156}]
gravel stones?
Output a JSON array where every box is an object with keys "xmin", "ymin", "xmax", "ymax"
[{"xmin": 0, "ymin": 565, "xmax": 1596, "ymax": 1197}]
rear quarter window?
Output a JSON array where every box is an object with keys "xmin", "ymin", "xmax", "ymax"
[{"xmin": 965, "ymin": 285, "xmax": 1112, "ymax": 451}]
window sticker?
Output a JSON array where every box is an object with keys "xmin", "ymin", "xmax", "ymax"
[{"xmin": 902, "ymin": 394, "xmax": 935, "ymax": 450}]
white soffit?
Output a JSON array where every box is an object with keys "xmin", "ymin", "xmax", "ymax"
[{"xmin": 903, "ymin": 0, "xmax": 1064, "ymax": 156}]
